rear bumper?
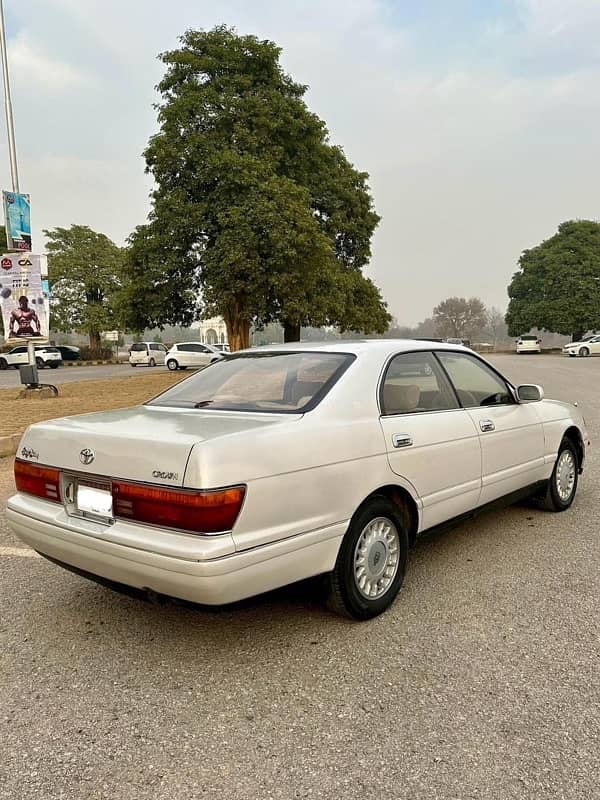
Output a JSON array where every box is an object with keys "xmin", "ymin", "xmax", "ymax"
[{"xmin": 6, "ymin": 497, "xmax": 345, "ymax": 606}]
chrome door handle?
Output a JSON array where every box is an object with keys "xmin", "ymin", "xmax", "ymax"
[
  {"xmin": 392, "ymin": 434, "xmax": 413, "ymax": 448},
  {"xmin": 480, "ymin": 419, "xmax": 495, "ymax": 432}
]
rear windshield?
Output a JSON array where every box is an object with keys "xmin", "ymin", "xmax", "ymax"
[
  {"xmin": 520, "ymin": 335, "xmax": 538, "ymax": 341},
  {"xmin": 130, "ymin": 343, "xmax": 147, "ymax": 352},
  {"xmin": 148, "ymin": 351, "xmax": 355, "ymax": 413}
]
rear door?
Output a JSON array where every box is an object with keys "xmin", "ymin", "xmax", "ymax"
[
  {"xmin": 436, "ymin": 351, "xmax": 545, "ymax": 505},
  {"xmin": 379, "ymin": 350, "xmax": 482, "ymax": 531}
]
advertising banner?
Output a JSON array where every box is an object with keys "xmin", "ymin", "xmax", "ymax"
[
  {"xmin": 3, "ymin": 191, "xmax": 31, "ymax": 251},
  {"xmin": 0, "ymin": 253, "xmax": 49, "ymax": 344}
]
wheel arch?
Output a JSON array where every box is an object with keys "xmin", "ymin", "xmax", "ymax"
[
  {"xmin": 563, "ymin": 425, "xmax": 585, "ymax": 472},
  {"xmin": 355, "ymin": 484, "xmax": 420, "ymax": 547}
]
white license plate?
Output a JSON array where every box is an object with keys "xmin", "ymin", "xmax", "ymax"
[{"xmin": 76, "ymin": 485, "xmax": 113, "ymax": 518}]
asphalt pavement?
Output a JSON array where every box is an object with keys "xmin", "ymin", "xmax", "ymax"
[
  {"xmin": 0, "ymin": 362, "xmax": 166, "ymax": 387},
  {"xmin": 0, "ymin": 354, "xmax": 598, "ymax": 800}
]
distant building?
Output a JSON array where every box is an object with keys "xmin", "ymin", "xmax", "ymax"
[{"xmin": 193, "ymin": 316, "xmax": 228, "ymax": 346}]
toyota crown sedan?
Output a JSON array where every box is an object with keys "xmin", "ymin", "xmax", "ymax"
[{"xmin": 7, "ymin": 341, "xmax": 587, "ymax": 620}]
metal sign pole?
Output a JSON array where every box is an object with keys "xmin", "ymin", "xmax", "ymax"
[{"xmin": 0, "ymin": 0, "xmax": 19, "ymax": 194}]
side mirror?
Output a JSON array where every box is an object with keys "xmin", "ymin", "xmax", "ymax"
[{"xmin": 517, "ymin": 384, "xmax": 544, "ymax": 402}]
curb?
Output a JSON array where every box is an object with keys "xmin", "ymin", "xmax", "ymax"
[
  {"xmin": 62, "ymin": 360, "xmax": 125, "ymax": 367},
  {"xmin": 0, "ymin": 432, "xmax": 21, "ymax": 458}
]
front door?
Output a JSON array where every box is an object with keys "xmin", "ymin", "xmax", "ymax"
[
  {"xmin": 379, "ymin": 350, "xmax": 482, "ymax": 531},
  {"xmin": 436, "ymin": 351, "xmax": 545, "ymax": 506}
]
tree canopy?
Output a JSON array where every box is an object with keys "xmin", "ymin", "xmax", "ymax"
[
  {"xmin": 506, "ymin": 220, "xmax": 600, "ymax": 340},
  {"xmin": 433, "ymin": 296, "xmax": 488, "ymax": 339},
  {"xmin": 122, "ymin": 26, "xmax": 388, "ymax": 349},
  {"xmin": 44, "ymin": 225, "xmax": 124, "ymax": 353}
]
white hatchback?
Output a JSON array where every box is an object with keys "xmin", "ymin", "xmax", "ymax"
[
  {"xmin": 165, "ymin": 342, "xmax": 224, "ymax": 371},
  {"xmin": 129, "ymin": 342, "xmax": 168, "ymax": 367},
  {"xmin": 516, "ymin": 335, "xmax": 541, "ymax": 354}
]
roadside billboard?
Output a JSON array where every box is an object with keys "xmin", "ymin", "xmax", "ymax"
[
  {"xmin": 0, "ymin": 253, "xmax": 49, "ymax": 344},
  {"xmin": 3, "ymin": 191, "xmax": 31, "ymax": 251}
]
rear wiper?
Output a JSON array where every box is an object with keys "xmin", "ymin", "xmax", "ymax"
[{"xmin": 193, "ymin": 400, "xmax": 214, "ymax": 408}]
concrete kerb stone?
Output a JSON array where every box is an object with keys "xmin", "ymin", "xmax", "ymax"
[{"xmin": 62, "ymin": 360, "xmax": 125, "ymax": 367}]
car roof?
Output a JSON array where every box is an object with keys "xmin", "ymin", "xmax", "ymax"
[{"xmin": 239, "ymin": 339, "xmax": 471, "ymax": 356}]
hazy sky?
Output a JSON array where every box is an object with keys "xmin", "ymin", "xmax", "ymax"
[{"xmin": 2, "ymin": 0, "xmax": 599, "ymax": 324}]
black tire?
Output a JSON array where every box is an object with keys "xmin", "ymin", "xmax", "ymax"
[
  {"xmin": 49, "ymin": 362, "xmax": 60, "ymax": 369},
  {"xmin": 327, "ymin": 496, "xmax": 409, "ymax": 620},
  {"xmin": 35, "ymin": 357, "xmax": 44, "ymax": 369},
  {"xmin": 579, "ymin": 347, "xmax": 590, "ymax": 357},
  {"xmin": 540, "ymin": 438, "xmax": 579, "ymax": 511},
  {"xmin": 0, "ymin": 358, "xmax": 6, "ymax": 370},
  {"xmin": 149, "ymin": 358, "xmax": 156, "ymax": 367},
  {"xmin": 130, "ymin": 363, "xmax": 137, "ymax": 367},
  {"xmin": 167, "ymin": 359, "xmax": 178, "ymax": 371}
]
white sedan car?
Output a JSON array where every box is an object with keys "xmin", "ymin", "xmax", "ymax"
[
  {"xmin": 7, "ymin": 341, "xmax": 587, "ymax": 620},
  {"xmin": 165, "ymin": 342, "xmax": 224, "ymax": 371},
  {"xmin": 563, "ymin": 335, "xmax": 600, "ymax": 357}
]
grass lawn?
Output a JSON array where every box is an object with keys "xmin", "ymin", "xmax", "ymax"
[{"xmin": 0, "ymin": 372, "xmax": 184, "ymax": 437}]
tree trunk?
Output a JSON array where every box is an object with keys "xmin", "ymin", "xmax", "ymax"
[
  {"xmin": 89, "ymin": 330, "xmax": 102, "ymax": 355},
  {"xmin": 283, "ymin": 321, "xmax": 301, "ymax": 343},
  {"xmin": 224, "ymin": 308, "xmax": 251, "ymax": 352},
  {"xmin": 572, "ymin": 330, "xmax": 584, "ymax": 342}
]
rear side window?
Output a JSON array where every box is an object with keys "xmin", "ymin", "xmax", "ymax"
[
  {"xmin": 437, "ymin": 352, "xmax": 513, "ymax": 407},
  {"xmin": 148, "ymin": 351, "xmax": 354, "ymax": 413},
  {"xmin": 130, "ymin": 343, "xmax": 147, "ymax": 352},
  {"xmin": 381, "ymin": 352, "xmax": 459, "ymax": 415}
]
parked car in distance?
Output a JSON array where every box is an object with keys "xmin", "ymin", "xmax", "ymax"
[
  {"xmin": 0, "ymin": 344, "xmax": 62, "ymax": 370},
  {"xmin": 215, "ymin": 343, "xmax": 230, "ymax": 353},
  {"xmin": 562, "ymin": 334, "xmax": 600, "ymax": 358},
  {"xmin": 56, "ymin": 345, "xmax": 81, "ymax": 362},
  {"xmin": 516, "ymin": 335, "xmax": 542, "ymax": 354},
  {"xmin": 443, "ymin": 337, "xmax": 471, "ymax": 348},
  {"xmin": 129, "ymin": 342, "xmax": 168, "ymax": 367},
  {"xmin": 7, "ymin": 341, "xmax": 587, "ymax": 620},
  {"xmin": 165, "ymin": 342, "xmax": 224, "ymax": 371}
]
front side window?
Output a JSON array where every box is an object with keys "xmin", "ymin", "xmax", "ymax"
[
  {"xmin": 148, "ymin": 351, "xmax": 354, "ymax": 413},
  {"xmin": 381, "ymin": 352, "xmax": 459, "ymax": 415},
  {"xmin": 437, "ymin": 352, "xmax": 513, "ymax": 407}
]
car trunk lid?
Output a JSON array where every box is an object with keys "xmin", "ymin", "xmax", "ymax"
[{"xmin": 18, "ymin": 405, "xmax": 291, "ymax": 487}]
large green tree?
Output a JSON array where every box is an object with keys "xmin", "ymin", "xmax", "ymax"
[
  {"xmin": 45, "ymin": 225, "xmax": 124, "ymax": 354},
  {"xmin": 122, "ymin": 26, "xmax": 387, "ymax": 349},
  {"xmin": 506, "ymin": 220, "xmax": 600, "ymax": 341}
]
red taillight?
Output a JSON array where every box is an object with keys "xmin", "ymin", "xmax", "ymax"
[
  {"xmin": 112, "ymin": 480, "xmax": 245, "ymax": 534},
  {"xmin": 14, "ymin": 459, "xmax": 61, "ymax": 503}
]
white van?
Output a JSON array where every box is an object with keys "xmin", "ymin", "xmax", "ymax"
[{"xmin": 129, "ymin": 342, "xmax": 168, "ymax": 367}]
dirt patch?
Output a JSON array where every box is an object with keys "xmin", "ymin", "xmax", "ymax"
[{"xmin": 0, "ymin": 372, "xmax": 184, "ymax": 437}]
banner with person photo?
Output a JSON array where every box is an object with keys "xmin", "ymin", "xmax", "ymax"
[
  {"xmin": 3, "ymin": 191, "xmax": 32, "ymax": 251},
  {"xmin": 0, "ymin": 253, "xmax": 49, "ymax": 344}
]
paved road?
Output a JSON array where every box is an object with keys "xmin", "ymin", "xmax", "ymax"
[
  {"xmin": 0, "ymin": 355, "xmax": 598, "ymax": 800},
  {"xmin": 0, "ymin": 362, "xmax": 172, "ymax": 388}
]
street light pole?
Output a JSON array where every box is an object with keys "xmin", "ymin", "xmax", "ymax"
[{"xmin": 0, "ymin": 0, "xmax": 19, "ymax": 193}]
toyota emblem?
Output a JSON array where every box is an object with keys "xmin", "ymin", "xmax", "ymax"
[{"xmin": 79, "ymin": 448, "xmax": 95, "ymax": 465}]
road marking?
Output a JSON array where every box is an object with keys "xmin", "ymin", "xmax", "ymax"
[{"xmin": 0, "ymin": 546, "xmax": 40, "ymax": 558}]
